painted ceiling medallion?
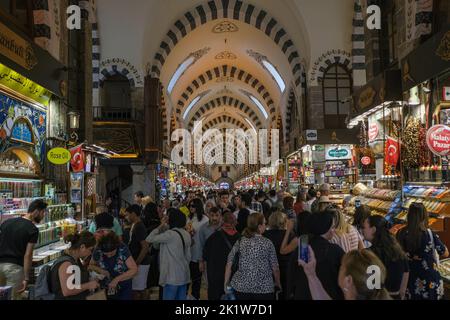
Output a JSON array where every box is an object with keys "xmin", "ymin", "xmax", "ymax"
[
  {"xmin": 192, "ymin": 47, "xmax": 212, "ymax": 60},
  {"xmin": 215, "ymin": 51, "xmax": 237, "ymax": 60},
  {"xmin": 213, "ymin": 21, "xmax": 239, "ymax": 33},
  {"xmin": 216, "ymin": 76, "xmax": 234, "ymax": 83}
]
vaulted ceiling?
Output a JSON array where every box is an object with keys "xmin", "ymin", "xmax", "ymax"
[{"xmin": 96, "ymin": 0, "xmax": 354, "ymax": 181}]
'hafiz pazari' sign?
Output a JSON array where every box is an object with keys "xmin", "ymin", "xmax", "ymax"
[{"xmin": 0, "ymin": 22, "xmax": 37, "ymax": 70}]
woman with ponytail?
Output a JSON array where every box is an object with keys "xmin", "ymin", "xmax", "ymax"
[
  {"xmin": 224, "ymin": 212, "xmax": 281, "ymax": 300},
  {"xmin": 299, "ymin": 248, "xmax": 392, "ymax": 300},
  {"xmin": 362, "ymin": 215, "xmax": 409, "ymax": 299},
  {"xmin": 51, "ymin": 231, "xmax": 99, "ymax": 300}
]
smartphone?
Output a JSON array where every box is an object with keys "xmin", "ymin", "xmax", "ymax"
[
  {"xmin": 299, "ymin": 235, "xmax": 309, "ymax": 263},
  {"xmin": 355, "ymin": 199, "xmax": 361, "ymax": 208}
]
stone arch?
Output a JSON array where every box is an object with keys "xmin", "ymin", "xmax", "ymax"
[
  {"xmin": 176, "ymin": 65, "xmax": 275, "ymax": 120},
  {"xmin": 309, "ymin": 49, "xmax": 352, "ymax": 86},
  {"xmin": 285, "ymin": 89, "xmax": 296, "ymax": 143},
  {"xmin": 149, "ymin": 0, "xmax": 306, "ymax": 90},
  {"xmin": 203, "ymin": 115, "xmax": 249, "ymax": 131},
  {"xmin": 186, "ymin": 96, "xmax": 264, "ymax": 130},
  {"xmin": 98, "ymin": 58, "xmax": 144, "ymax": 88}
]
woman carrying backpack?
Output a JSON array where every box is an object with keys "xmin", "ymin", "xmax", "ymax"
[{"xmin": 50, "ymin": 231, "xmax": 99, "ymax": 300}]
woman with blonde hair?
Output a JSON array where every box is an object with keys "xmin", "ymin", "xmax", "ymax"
[
  {"xmin": 299, "ymin": 248, "xmax": 391, "ymax": 300},
  {"xmin": 224, "ymin": 212, "xmax": 281, "ymax": 300},
  {"xmin": 330, "ymin": 207, "xmax": 364, "ymax": 253}
]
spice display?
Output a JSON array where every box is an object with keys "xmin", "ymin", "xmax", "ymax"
[{"xmin": 402, "ymin": 117, "xmax": 421, "ymax": 168}]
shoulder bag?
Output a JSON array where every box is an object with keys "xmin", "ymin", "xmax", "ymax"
[{"xmin": 428, "ymin": 229, "xmax": 440, "ymax": 266}]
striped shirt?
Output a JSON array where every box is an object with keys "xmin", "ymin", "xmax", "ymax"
[{"xmin": 330, "ymin": 225, "xmax": 361, "ymax": 253}]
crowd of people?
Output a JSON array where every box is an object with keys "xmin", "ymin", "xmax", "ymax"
[{"xmin": 0, "ymin": 184, "xmax": 449, "ymax": 301}]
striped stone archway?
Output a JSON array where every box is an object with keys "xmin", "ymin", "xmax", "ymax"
[
  {"xmin": 149, "ymin": 0, "xmax": 306, "ymax": 90},
  {"xmin": 176, "ymin": 65, "xmax": 275, "ymax": 121},
  {"xmin": 186, "ymin": 96, "xmax": 264, "ymax": 130}
]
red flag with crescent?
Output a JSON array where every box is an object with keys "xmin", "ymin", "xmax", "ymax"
[
  {"xmin": 385, "ymin": 137, "xmax": 400, "ymax": 166},
  {"xmin": 70, "ymin": 145, "xmax": 85, "ymax": 172}
]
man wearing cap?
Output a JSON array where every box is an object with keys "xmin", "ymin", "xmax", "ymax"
[
  {"xmin": 311, "ymin": 184, "xmax": 331, "ymax": 213},
  {"xmin": 286, "ymin": 210, "xmax": 344, "ymax": 300}
]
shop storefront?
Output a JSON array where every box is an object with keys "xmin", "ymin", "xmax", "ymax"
[
  {"xmin": 398, "ymin": 25, "xmax": 450, "ymax": 251},
  {"xmin": 286, "ymin": 129, "xmax": 360, "ymax": 205}
]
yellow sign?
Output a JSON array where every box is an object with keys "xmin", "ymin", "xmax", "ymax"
[
  {"xmin": 0, "ymin": 63, "xmax": 52, "ymax": 106},
  {"xmin": 0, "ymin": 22, "xmax": 37, "ymax": 70},
  {"xmin": 47, "ymin": 148, "xmax": 71, "ymax": 165}
]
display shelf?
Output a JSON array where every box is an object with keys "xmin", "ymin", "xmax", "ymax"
[
  {"xmin": 403, "ymin": 185, "xmax": 450, "ymax": 217},
  {"xmin": 438, "ymin": 259, "xmax": 450, "ymax": 284}
]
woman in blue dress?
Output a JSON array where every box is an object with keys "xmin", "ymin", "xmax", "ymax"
[{"xmin": 397, "ymin": 203, "xmax": 449, "ymax": 300}]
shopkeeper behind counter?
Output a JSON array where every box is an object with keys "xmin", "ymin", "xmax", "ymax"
[{"xmin": 0, "ymin": 200, "xmax": 47, "ymax": 300}]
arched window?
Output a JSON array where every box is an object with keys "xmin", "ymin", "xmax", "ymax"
[
  {"xmin": 322, "ymin": 64, "xmax": 353, "ymax": 129},
  {"xmin": 101, "ymin": 74, "xmax": 132, "ymax": 109}
]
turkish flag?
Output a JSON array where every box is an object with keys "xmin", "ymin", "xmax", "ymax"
[
  {"xmin": 70, "ymin": 145, "xmax": 85, "ymax": 172},
  {"xmin": 385, "ymin": 137, "xmax": 400, "ymax": 166}
]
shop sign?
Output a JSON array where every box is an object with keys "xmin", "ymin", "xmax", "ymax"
[
  {"xmin": 361, "ymin": 156, "xmax": 371, "ymax": 166},
  {"xmin": 325, "ymin": 145, "xmax": 352, "ymax": 160},
  {"xmin": 426, "ymin": 125, "xmax": 450, "ymax": 157},
  {"xmin": 368, "ymin": 123, "xmax": 379, "ymax": 142},
  {"xmin": 306, "ymin": 130, "xmax": 318, "ymax": 141},
  {"xmin": 358, "ymin": 87, "xmax": 376, "ymax": 110},
  {"xmin": 0, "ymin": 22, "xmax": 37, "ymax": 70},
  {"xmin": 47, "ymin": 147, "xmax": 71, "ymax": 165}
]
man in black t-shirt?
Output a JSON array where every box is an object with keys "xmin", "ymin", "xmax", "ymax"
[
  {"xmin": 0, "ymin": 200, "xmax": 47, "ymax": 300},
  {"xmin": 125, "ymin": 205, "xmax": 150, "ymax": 300}
]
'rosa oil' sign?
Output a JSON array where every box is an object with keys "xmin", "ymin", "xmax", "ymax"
[
  {"xmin": 426, "ymin": 125, "xmax": 450, "ymax": 157},
  {"xmin": 47, "ymin": 147, "xmax": 71, "ymax": 165}
]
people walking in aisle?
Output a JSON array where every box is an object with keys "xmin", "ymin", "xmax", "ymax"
[
  {"xmin": 397, "ymin": 203, "xmax": 449, "ymax": 300},
  {"xmin": 187, "ymin": 198, "xmax": 209, "ymax": 299},
  {"xmin": 236, "ymin": 193, "xmax": 254, "ymax": 234},
  {"xmin": 231, "ymin": 195, "xmax": 241, "ymax": 219},
  {"xmin": 330, "ymin": 207, "xmax": 364, "ymax": 253},
  {"xmin": 125, "ymin": 205, "xmax": 151, "ymax": 300},
  {"xmin": 224, "ymin": 212, "xmax": 281, "ymax": 300},
  {"xmin": 0, "ymin": 199, "xmax": 47, "ymax": 300},
  {"xmin": 89, "ymin": 206, "xmax": 123, "ymax": 241},
  {"xmin": 89, "ymin": 232, "xmax": 138, "ymax": 300},
  {"xmin": 294, "ymin": 190, "xmax": 306, "ymax": 215},
  {"xmin": 50, "ymin": 231, "xmax": 99, "ymax": 300},
  {"xmin": 311, "ymin": 184, "xmax": 330, "ymax": 213},
  {"xmin": 283, "ymin": 195, "xmax": 296, "ymax": 220},
  {"xmin": 256, "ymin": 191, "xmax": 272, "ymax": 220},
  {"xmin": 362, "ymin": 215, "xmax": 409, "ymax": 300},
  {"xmin": 204, "ymin": 199, "xmax": 216, "ymax": 215},
  {"xmin": 218, "ymin": 191, "xmax": 234, "ymax": 213},
  {"xmin": 299, "ymin": 248, "xmax": 391, "ymax": 300},
  {"xmin": 146, "ymin": 209, "xmax": 191, "ymax": 301},
  {"xmin": 263, "ymin": 211, "xmax": 291, "ymax": 300},
  {"xmin": 141, "ymin": 201, "xmax": 160, "ymax": 236},
  {"xmin": 198, "ymin": 207, "xmax": 223, "ymax": 276},
  {"xmin": 317, "ymin": 196, "xmax": 332, "ymax": 213},
  {"xmin": 203, "ymin": 212, "xmax": 240, "ymax": 300},
  {"xmin": 352, "ymin": 205, "xmax": 372, "ymax": 248},
  {"xmin": 251, "ymin": 190, "xmax": 263, "ymax": 214},
  {"xmin": 268, "ymin": 190, "xmax": 278, "ymax": 207},
  {"xmin": 286, "ymin": 211, "xmax": 344, "ymax": 300},
  {"xmin": 304, "ymin": 189, "xmax": 317, "ymax": 212},
  {"xmin": 134, "ymin": 191, "xmax": 145, "ymax": 210}
]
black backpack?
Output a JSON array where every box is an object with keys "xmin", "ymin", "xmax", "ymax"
[{"xmin": 33, "ymin": 256, "xmax": 74, "ymax": 300}]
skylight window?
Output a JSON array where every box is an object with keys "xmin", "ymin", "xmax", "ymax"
[
  {"xmin": 262, "ymin": 59, "xmax": 286, "ymax": 93},
  {"xmin": 250, "ymin": 95, "xmax": 269, "ymax": 120},
  {"xmin": 183, "ymin": 95, "xmax": 201, "ymax": 120},
  {"xmin": 167, "ymin": 56, "xmax": 195, "ymax": 94}
]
